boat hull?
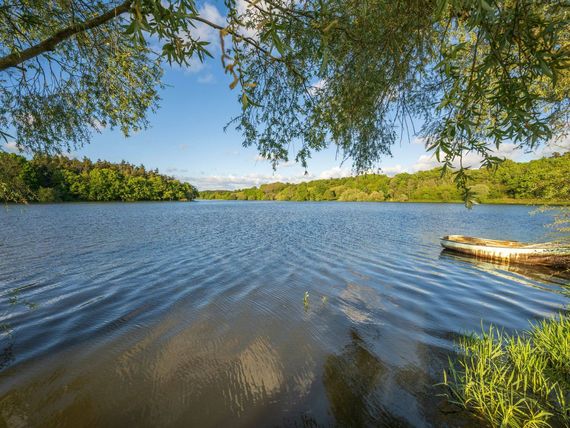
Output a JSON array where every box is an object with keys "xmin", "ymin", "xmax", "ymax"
[{"xmin": 440, "ymin": 236, "xmax": 570, "ymax": 267}]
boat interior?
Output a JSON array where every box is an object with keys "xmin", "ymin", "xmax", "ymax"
[{"xmin": 442, "ymin": 235, "xmax": 532, "ymax": 248}]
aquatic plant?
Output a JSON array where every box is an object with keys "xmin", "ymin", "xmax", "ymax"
[
  {"xmin": 8, "ymin": 287, "xmax": 38, "ymax": 310},
  {"xmin": 303, "ymin": 291, "xmax": 310, "ymax": 310},
  {"xmin": 442, "ymin": 314, "xmax": 569, "ymax": 427}
]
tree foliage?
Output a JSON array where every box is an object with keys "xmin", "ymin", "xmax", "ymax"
[
  {"xmin": 200, "ymin": 152, "xmax": 570, "ymax": 203},
  {"xmin": 0, "ymin": 0, "xmax": 568, "ymax": 199},
  {"xmin": 0, "ymin": 153, "xmax": 198, "ymax": 203},
  {"xmin": 0, "ymin": 1, "xmax": 161, "ymax": 152},
  {"xmin": 234, "ymin": 1, "xmax": 569, "ymax": 185}
]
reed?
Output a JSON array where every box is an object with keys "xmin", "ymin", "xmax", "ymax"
[{"xmin": 442, "ymin": 314, "xmax": 569, "ymax": 427}]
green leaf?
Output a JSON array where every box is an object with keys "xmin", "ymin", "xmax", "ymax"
[
  {"xmin": 480, "ymin": 0, "xmax": 494, "ymax": 12},
  {"xmin": 271, "ymin": 30, "xmax": 287, "ymax": 56},
  {"xmin": 538, "ymin": 59, "xmax": 554, "ymax": 79},
  {"xmin": 435, "ymin": 0, "xmax": 448, "ymax": 19}
]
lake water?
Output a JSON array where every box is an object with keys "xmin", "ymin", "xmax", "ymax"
[{"xmin": 0, "ymin": 201, "xmax": 568, "ymax": 427}]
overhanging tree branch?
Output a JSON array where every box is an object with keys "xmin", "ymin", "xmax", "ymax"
[
  {"xmin": 0, "ymin": 1, "xmax": 287, "ymax": 73},
  {"xmin": 192, "ymin": 15, "xmax": 283, "ymax": 63},
  {"xmin": 0, "ymin": 0, "xmax": 133, "ymax": 72}
]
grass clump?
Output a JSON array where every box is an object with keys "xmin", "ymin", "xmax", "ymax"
[{"xmin": 442, "ymin": 314, "xmax": 569, "ymax": 427}]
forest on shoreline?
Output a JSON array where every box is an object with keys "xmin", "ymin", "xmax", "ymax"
[
  {"xmin": 0, "ymin": 153, "xmax": 198, "ymax": 203},
  {"xmin": 200, "ymin": 153, "xmax": 570, "ymax": 204}
]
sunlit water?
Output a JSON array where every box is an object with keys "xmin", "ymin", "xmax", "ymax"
[{"xmin": 0, "ymin": 201, "xmax": 568, "ymax": 427}]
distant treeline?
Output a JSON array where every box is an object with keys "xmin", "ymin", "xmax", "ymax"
[
  {"xmin": 201, "ymin": 153, "xmax": 570, "ymax": 203},
  {"xmin": 0, "ymin": 153, "xmax": 198, "ymax": 203}
]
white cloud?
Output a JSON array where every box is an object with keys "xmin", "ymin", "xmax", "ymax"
[
  {"xmin": 537, "ymin": 135, "xmax": 570, "ymax": 157},
  {"xmin": 318, "ymin": 166, "xmax": 352, "ymax": 179},
  {"xmin": 381, "ymin": 164, "xmax": 407, "ymax": 176},
  {"xmin": 410, "ymin": 143, "xmax": 524, "ymax": 172},
  {"xmin": 192, "ymin": 3, "xmax": 225, "ymax": 46},
  {"xmin": 409, "ymin": 136, "xmax": 570, "ymax": 174},
  {"xmin": 92, "ymin": 119, "xmax": 106, "ymax": 132},
  {"xmin": 2, "ymin": 141, "xmax": 21, "ymax": 153},
  {"xmin": 493, "ymin": 143, "xmax": 523, "ymax": 161},
  {"xmin": 234, "ymin": 0, "xmax": 262, "ymax": 39},
  {"xmin": 174, "ymin": 3, "xmax": 225, "ymax": 74},
  {"xmin": 180, "ymin": 172, "xmax": 310, "ymax": 190},
  {"xmin": 308, "ymin": 79, "xmax": 326, "ymax": 96},
  {"xmin": 179, "ymin": 165, "xmax": 354, "ymax": 191},
  {"xmin": 175, "ymin": 1, "xmax": 263, "ymax": 74},
  {"xmin": 411, "ymin": 136, "xmax": 427, "ymax": 146},
  {"xmin": 235, "ymin": 0, "xmax": 251, "ymax": 15},
  {"xmin": 411, "ymin": 154, "xmax": 439, "ymax": 172}
]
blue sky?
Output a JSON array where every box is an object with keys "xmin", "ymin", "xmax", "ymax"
[
  {"xmin": 76, "ymin": 60, "xmax": 432, "ymax": 190},
  {"xmin": 72, "ymin": 0, "xmax": 436, "ymax": 190},
  {"xmin": 2, "ymin": 1, "xmax": 568, "ymax": 190}
]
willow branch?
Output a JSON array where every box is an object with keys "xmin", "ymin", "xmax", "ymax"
[
  {"xmin": 0, "ymin": 1, "xmax": 132, "ymax": 72},
  {"xmin": 192, "ymin": 15, "xmax": 283, "ymax": 63}
]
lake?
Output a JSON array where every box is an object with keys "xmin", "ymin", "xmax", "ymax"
[{"xmin": 0, "ymin": 201, "xmax": 568, "ymax": 427}]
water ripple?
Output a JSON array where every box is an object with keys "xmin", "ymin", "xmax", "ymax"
[{"xmin": 0, "ymin": 201, "xmax": 567, "ymax": 427}]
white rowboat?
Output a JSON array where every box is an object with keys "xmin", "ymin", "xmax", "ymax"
[{"xmin": 440, "ymin": 235, "xmax": 570, "ymax": 267}]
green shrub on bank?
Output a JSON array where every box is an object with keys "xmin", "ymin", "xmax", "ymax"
[{"xmin": 442, "ymin": 314, "xmax": 569, "ymax": 427}]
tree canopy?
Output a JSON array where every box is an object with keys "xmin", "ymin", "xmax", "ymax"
[
  {"xmin": 0, "ymin": 153, "xmax": 198, "ymax": 202},
  {"xmin": 1, "ymin": 0, "xmax": 568, "ymax": 204},
  {"xmin": 200, "ymin": 152, "xmax": 570, "ymax": 204}
]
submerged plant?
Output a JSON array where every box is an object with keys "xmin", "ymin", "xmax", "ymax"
[
  {"xmin": 442, "ymin": 314, "xmax": 570, "ymax": 427},
  {"xmin": 8, "ymin": 287, "xmax": 38, "ymax": 310},
  {"xmin": 303, "ymin": 291, "xmax": 310, "ymax": 311}
]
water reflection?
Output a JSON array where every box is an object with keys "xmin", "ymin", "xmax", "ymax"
[
  {"xmin": 440, "ymin": 250, "xmax": 570, "ymax": 291},
  {"xmin": 338, "ymin": 283, "xmax": 384, "ymax": 325},
  {"xmin": 0, "ymin": 344, "xmax": 14, "ymax": 370},
  {"xmin": 323, "ymin": 327, "xmax": 487, "ymax": 427},
  {"xmin": 0, "ymin": 286, "xmax": 38, "ymax": 370},
  {"xmin": 323, "ymin": 330, "xmax": 408, "ymax": 427}
]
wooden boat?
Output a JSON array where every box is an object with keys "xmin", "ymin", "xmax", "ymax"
[{"xmin": 440, "ymin": 235, "xmax": 570, "ymax": 267}]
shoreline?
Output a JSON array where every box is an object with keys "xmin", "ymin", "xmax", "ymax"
[
  {"xmin": 4, "ymin": 199, "xmax": 569, "ymax": 206},
  {"xmin": 196, "ymin": 198, "xmax": 570, "ymax": 206}
]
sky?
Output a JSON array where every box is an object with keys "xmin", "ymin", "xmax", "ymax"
[{"xmin": 2, "ymin": 1, "xmax": 569, "ymax": 191}]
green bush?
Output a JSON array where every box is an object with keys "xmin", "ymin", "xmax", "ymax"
[
  {"xmin": 470, "ymin": 184, "xmax": 491, "ymax": 202},
  {"xmin": 37, "ymin": 187, "xmax": 59, "ymax": 202}
]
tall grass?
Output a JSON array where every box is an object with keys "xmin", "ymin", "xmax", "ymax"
[{"xmin": 442, "ymin": 314, "xmax": 569, "ymax": 427}]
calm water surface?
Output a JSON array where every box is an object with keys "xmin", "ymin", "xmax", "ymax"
[{"xmin": 0, "ymin": 201, "xmax": 568, "ymax": 427}]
